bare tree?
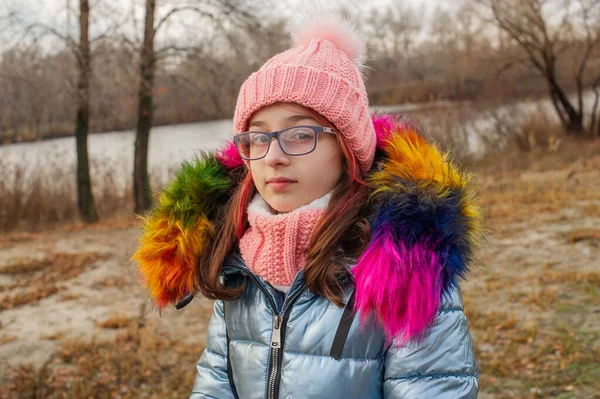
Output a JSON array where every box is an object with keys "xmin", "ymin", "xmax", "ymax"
[
  {"xmin": 591, "ymin": 74, "xmax": 600, "ymax": 136},
  {"xmin": 2, "ymin": 0, "xmax": 126, "ymax": 222},
  {"xmin": 363, "ymin": 3, "xmax": 424, "ymax": 101},
  {"xmin": 74, "ymin": 0, "xmax": 98, "ymax": 223},
  {"xmin": 0, "ymin": 46, "xmax": 54, "ymax": 142},
  {"xmin": 133, "ymin": 0, "xmax": 156, "ymax": 214},
  {"xmin": 4, "ymin": 1, "xmax": 103, "ymax": 222},
  {"xmin": 474, "ymin": 0, "xmax": 600, "ymax": 135},
  {"xmin": 131, "ymin": 0, "xmax": 258, "ymax": 214},
  {"xmin": 364, "ymin": 4, "xmax": 421, "ymax": 67}
]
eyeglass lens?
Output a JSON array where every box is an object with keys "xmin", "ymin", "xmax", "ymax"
[{"xmin": 237, "ymin": 127, "xmax": 317, "ymax": 159}]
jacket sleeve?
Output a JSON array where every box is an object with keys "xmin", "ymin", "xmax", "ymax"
[
  {"xmin": 383, "ymin": 289, "xmax": 479, "ymax": 398},
  {"xmin": 190, "ymin": 300, "xmax": 236, "ymax": 399}
]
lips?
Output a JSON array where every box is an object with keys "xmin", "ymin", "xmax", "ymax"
[
  {"xmin": 267, "ymin": 177, "xmax": 296, "ymax": 184},
  {"xmin": 267, "ymin": 177, "xmax": 297, "ymax": 191}
]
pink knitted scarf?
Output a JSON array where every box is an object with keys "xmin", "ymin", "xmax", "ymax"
[{"xmin": 239, "ymin": 192, "xmax": 331, "ymax": 292}]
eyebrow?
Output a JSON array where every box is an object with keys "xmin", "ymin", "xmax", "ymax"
[{"xmin": 248, "ymin": 114, "xmax": 316, "ymax": 128}]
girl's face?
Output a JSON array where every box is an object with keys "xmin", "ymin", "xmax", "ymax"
[{"xmin": 246, "ymin": 103, "xmax": 343, "ymax": 213}]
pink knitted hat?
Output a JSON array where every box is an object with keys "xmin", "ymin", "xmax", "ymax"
[{"xmin": 233, "ymin": 11, "xmax": 377, "ymax": 174}]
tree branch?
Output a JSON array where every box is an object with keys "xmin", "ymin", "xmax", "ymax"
[
  {"xmin": 19, "ymin": 22, "xmax": 81, "ymax": 63},
  {"xmin": 153, "ymin": 6, "xmax": 216, "ymax": 37},
  {"xmin": 155, "ymin": 44, "xmax": 199, "ymax": 59}
]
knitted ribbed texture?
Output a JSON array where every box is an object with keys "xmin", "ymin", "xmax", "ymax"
[
  {"xmin": 239, "ymin": 193, "xmax": 330, "ymax": 287},
  {"xmin": 233, "ymin": 36, "xmax": 376, "ymax": 174}
]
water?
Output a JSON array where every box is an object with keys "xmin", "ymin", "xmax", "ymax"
[
  {"xmin": 1, "ymin": 92, "xmax": 596, "ymax": 191},
  {"xmin": 0, "ymin": 119, "xmax": 234, "ymax": 191}
]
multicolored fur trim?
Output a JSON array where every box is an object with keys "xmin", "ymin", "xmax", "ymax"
[
  {"xmin": 131, "ymin": 151, "xmax": 240, "ymax": 309},
  {"xmin": 352, "ymin": 114, "xmax": 484, "ymax": 344},
  {"xmin": 132, "ymin": 113, "xmax": 484, "ymax": 344}
]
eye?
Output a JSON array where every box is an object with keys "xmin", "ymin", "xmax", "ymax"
[
  {"xmin": 250, "ymin": 134, "xmax": 269, "ymax": 145},
  {"xmin": 287, "ymin": 128, "xmax": 315, "ymax": 141}
]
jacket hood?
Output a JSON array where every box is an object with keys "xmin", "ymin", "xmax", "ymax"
[{"xmin": 131, "ymin": 113, "xmax": 485, "ymax": 343}]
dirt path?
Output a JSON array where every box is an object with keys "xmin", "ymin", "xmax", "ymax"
[
  {"xmin": 0, "ymin": 224, "xmax": 214, "ymax": 377},
  {"xmin": 466, "ymin": 157, "xmax": 600, "ymax": 398}
]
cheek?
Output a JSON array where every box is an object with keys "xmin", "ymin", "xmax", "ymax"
[
  {"xmin": 249, "ymin": 162, "xmax": 264, "ymax": 188},
  {"xmin": 302, "ymin": 145, "xmax": 343, "ymax": 188}
]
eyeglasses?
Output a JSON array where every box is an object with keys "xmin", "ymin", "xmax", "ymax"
[{"xmin": 233, "ymin": 125, "xmax": 336, "ymax": 160}]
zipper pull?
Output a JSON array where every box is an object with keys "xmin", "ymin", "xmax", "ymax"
[{"xmin": 271, "ymin": 315, "xmax": 282, "ymax": 348}]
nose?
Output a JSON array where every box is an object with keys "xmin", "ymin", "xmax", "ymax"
[{"xmin": 263, "ymin": 137, "xmax": 290, "ymax": 167}]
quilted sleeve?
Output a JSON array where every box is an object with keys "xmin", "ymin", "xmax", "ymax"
[
  {"xmin": 383, "ymin": 289, "xmax": 478, "ymax": 398},
  {"xmin": 190, "ymin": 300, "xmax": 236, "ymax": 399}
]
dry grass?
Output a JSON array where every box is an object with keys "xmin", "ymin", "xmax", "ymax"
[
  {"xmin": 96, "ymin": 315, "xmax": 133, "ymax": 329},
  {"xmin": 0, "ymin": 335, "xmax": 18, "ymax": 345},
  {"xmin": 0, "ymin": 232, "xmax": 41, "ymax": 250},
  {"xmin": 537, "ymin": 270, "xmax": 600, "ymax": 287},
  {"xmin": 509, "ymin": 108, "xmax": 566, "ymax": 153},
  {"xmin": 465, "ymin": 243, "xmax": 600, "ymax": 398},
  {"xmin": 472, "ymin": 130, "xmax": 600, "ymax": 176},
  {"xmin": 0, "ymin": 318, "xmax": 203, "ymax": 398},
  {"xmin": 0, "ymin": 252, "xmax": 107, "ymax": 311},
  {"xmin": 466, "ymin": 261, "xmax": 600, "ymax": 398},
  {"xmin": 92, "ymin": 276, "xmax": 128, "ymax": 289},
  {"xmin": 470, "ymin": 308, "xmax": 600, "ymax": 397},
  {"xmin": 0, "ymin": 285, "xmax": 61, "ymax": 310},
  {"xmin": 40, "ymin": 332, "xmax": 65, "ymax": 341},
  {"xmin": 568, "ymin": 229, "xmax": 600, "ymax": 244},
  {"xmin": 60, "ymin": 293, "xmax": 82, "ymax": 301},
  {"xmin": 0, "ymin": 155, "xmax": 166, "ymax": 235},
  {"xmin": 0, "ymin": 257, "xmax": 51, "ymax": 275},
  {"xmin": 473, "ymin": 139, "xmax": 600, "ymax": 228}
]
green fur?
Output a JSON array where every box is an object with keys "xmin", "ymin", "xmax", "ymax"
[{"xmin": 156, "ymin": 152, "xmax": 234, "ymax": 229}]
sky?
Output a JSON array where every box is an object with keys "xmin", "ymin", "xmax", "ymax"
[
  {"xmin": 35, "ymin": 0, "xmax": 440, "ymax": 12},
  {"xmin": 1, "ymin": 0, "xmax": 459, "ymax": 51},
  {"xmin": 10, "ymin": 0, "xmax": 455, "ymax": 28}
]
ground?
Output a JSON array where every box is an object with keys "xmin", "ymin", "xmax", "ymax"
[{"xmin": 0, "ymin": 145, "xmax": 599, "ymax": 398}]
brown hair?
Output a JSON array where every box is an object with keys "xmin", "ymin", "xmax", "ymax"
[{"xmin": 196, "ymin": 103, "xmax": 372, "ymax": 306}]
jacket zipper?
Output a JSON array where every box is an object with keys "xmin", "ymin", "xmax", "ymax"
[
  {"xmin": 223, "ymin": 263, "xmax": 306, "ymax": 399},
  {"xmin": 266, "ymin": 286, "xmax": 307, "ymax": 399},
  {"xmin": 268, "ymin": 315, "xmax": 282, "ymax": 399}
]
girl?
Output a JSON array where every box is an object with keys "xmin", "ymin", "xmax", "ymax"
[{"xmin": 133, "ymin": 11, "xmax": 484, "ymax": 399}]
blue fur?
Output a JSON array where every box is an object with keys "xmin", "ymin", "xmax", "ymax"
[{"xmin": 369, "ymin": 180, "xmax": 472, "ymax": 297}]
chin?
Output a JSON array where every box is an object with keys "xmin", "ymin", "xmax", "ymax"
[
  {"xmin": 269, "ymin": 201, "xmax": 297, "ymax": 213},
  {"xmin": 264, "ymin": 196, "xmax": 299, "ymax": 214}
]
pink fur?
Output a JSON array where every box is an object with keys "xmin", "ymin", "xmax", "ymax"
[
  {"xmin": 216, "ymin": 141, "xmax": 244, "ymax": 169},
  {"xmin": 352, "ymin": 224, "xmax": 443, "ymax": 345},
  {"xmin": 371, "ymin": 114, "xmax": 397, "ymax": 150},
  {"xmin": 291, "ymin": 9, "xmax": 366, "ymax": 73},
  {"xmin": 371, "ymin": 113, "xmax": 419, "ymax": 151}
]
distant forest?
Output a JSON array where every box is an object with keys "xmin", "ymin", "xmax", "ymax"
[{"xmin": 1, "ymin": 0, "xmax": 599, "ymax": 144}]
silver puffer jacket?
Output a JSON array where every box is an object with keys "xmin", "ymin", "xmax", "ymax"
[{"xmin": 190, "ymin": 254, "xmax": 478, "ymax": 399}]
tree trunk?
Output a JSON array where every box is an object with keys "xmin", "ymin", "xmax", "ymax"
[
  {"xmin": 75, "ymin": 0, "xmax": 98, "ymax": 223},
  {"xmin": 549, "ymin": 87, "xmax": 568, "ymax": 130},
  {"xmin": 590, "ymin": 90, "xmax": 599, "ymax": 137},
  {"xmin": 133, "ymin": 0, "xmax": 155, "ymax": 214},
  {"xmin": 592, "ymin": 76, "xmax": 600, "ymax": 138},
  {"xmin": 546, "ymin": 72, "xmax": 584, "ymax": 134}
]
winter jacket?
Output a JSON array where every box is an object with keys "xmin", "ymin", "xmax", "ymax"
[
  {"xmin": 190, "ymin": 252, "xmax": 478, "ymax": 398},
  {"xmin": 132, "ymin": 113, "xmax": 485, "ymax": 399}
]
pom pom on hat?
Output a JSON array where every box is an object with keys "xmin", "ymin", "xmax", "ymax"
[{"xmin": 291, "ymin": 9, "xmax": 367, "ymax": 74}]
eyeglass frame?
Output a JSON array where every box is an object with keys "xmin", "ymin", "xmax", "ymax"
[{"xmin": 233, "ymin": 125, "xmax": 336, "ymax": 161}]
